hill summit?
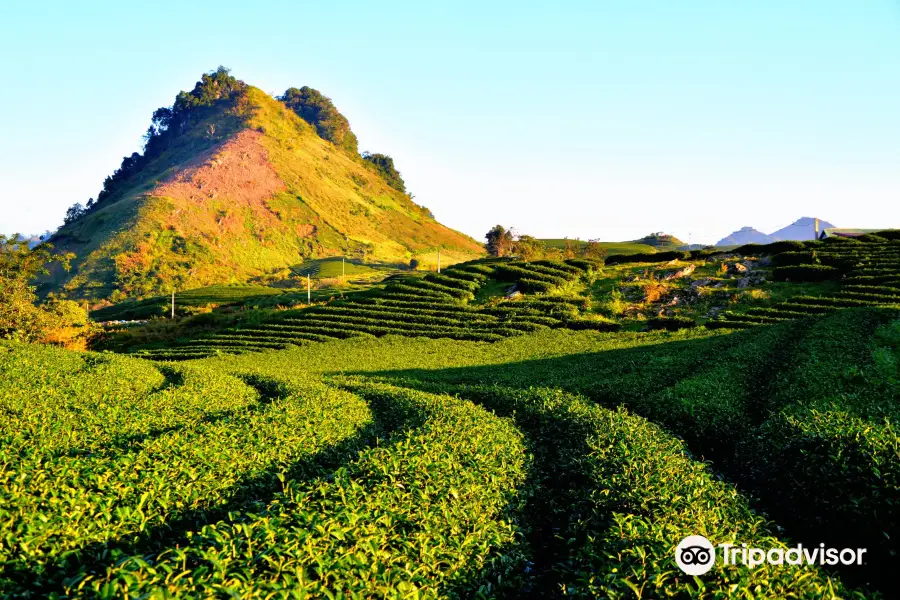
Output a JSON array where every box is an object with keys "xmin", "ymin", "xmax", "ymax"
[
  {"xmin": 716, "ymin": 226, "xmax": 775, "ymax": 247},
  {"xmin": 48, "ymin": 67, "xmax": 482, "ymax": 299}
]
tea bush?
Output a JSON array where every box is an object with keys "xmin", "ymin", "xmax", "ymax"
[
  {"xmin": 773, "ymin": 264, "xmax": 842, "ymax": 282},
  {"xmin": 605, "ymin": 251, "xmax": 688, "ymax": 265}
]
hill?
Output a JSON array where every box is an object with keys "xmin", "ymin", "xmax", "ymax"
[
  {"xmin": 46, "ymin": 68, "xmax": 483, "ymax": 300},
  {"xmin": 633, "ymin": 232, "xmax": 684, "ymax": 249},
  {"xmin": 539, "ymin": 239, "xmax": 657, "ymax": 255},
  {"xmin": 770, "ymin": 217, "xmax": 835, "ymax": 241},
  {"xmin": 715, "ymin": 226, "xmax": 775, "ymax": 247}
]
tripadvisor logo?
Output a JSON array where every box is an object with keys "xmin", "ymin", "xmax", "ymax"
[
  {"xmin": 675, "ymin": 535, "xmax": 867, "ymax": 576},
  {"xmin": 676, "ymin": 535, "xmax": 716, "ymax": 575}
]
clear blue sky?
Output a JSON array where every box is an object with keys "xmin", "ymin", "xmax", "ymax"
[{"xmin": 1, "ymin": 0, "xmax": 899, "ymax": 245}]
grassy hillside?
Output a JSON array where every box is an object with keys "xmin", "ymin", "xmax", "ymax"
[
  {"xmin": 47, "ymin": 82, "xmax": 482, "ymax": 300},
  {"xmin": 540, "ymin": 239, "xmax": 657, "ymax": 254},
  {"xmin": 634, "ymin": 232, "xmax": 684, "ymax": 248}
]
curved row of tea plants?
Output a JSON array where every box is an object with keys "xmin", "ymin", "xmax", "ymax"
[
  {"xmin": 129, "ymin": 258, "xmax": 601, "ymax": 360},
  {"xmin": 710, "ymin": 239, "xmax": 900, "ymax": 329},
  {"xmin": 0, "ymin": 344, "xmax": 374, "ymax": 595}
]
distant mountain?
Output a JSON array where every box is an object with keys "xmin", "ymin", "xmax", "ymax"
[
  {"xmin": 715, "ymin": 218, "xmax": 836, "ymax": 247},
  {"xmin": 5, "ymin": 232, "xmax": 53, "ymax": 249},
  {"xmin": 770, "ymin": 217, "xmax": 836, "ymax": 242},
  {"xmin": 716, "ymin": 227, "xmax": 775, "ymax": 247}
]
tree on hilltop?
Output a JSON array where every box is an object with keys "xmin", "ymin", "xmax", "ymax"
[
  {"xmin": 362, "ymin": 152, "xmax": 407, "ymax": 194},
  {"xmin": 64, "ymin": 203, "xmax": 86, "ymax": 225},
  {"xmin": 485, "ymin": 225, "xmax": 515, "ymax": 257},
  {"xmin": 90, "ymin": 66, "xmax": 247, "ymax": 210},
  {"xmin": 278, "ymin": 86, "xmax": 359, "ymax": 154},
  {"xmin": 514, "ymin": 235, "xmax": 547, "ymax": 261}
]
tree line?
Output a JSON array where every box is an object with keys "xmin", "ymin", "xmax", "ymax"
[
  {"xmin": 484, "ymin": 225, "xmax": 608, "ymax": 261},
  {"xmin": 0, "ymin": 235, "xmax": 92, "ymax": 349}
]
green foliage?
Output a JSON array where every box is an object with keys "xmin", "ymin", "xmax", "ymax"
[
  {"xmin": 772, "ymin": 251, "xmax": 816, "ymax": 267},
  {"xmin": 0, "ymin": 235, "xmax": 77, "ymax": 342},
  {"xmin": 6, "ymin": 305, "xmax": 900, "ymax": 596},
  {"xmin": 362, "ymin": 151, "xmax": 407, "ymax": 193},
  {"xmin": 278, "ymin": 86, "xmax": 359, "ymax": 153},
  {"xmin": 822, "ymin": 235, "xmax": 862, "ymax": 245},
  {"xmin": 125, "ymin": 259, "xmax": 601, "ymax": 360},
  {"xmin": 513, "ymin": 235, "xmax": 547, "ymax": 260},
  {"xmin": 605, "ymin": 250, "xmax": 689, "ymax": 265},
  {"xmin": 734, "ymin": 240, "xmax": 807, "ymax": 255},
  {"xmin": 63, "ymin": 202, "xmax": 86, "ymax": 225},
  {"xmin": 647, "ymin": 315, "xmax": 697, "ymax": 331},
  {"xmin": 485, "ymin": 225, "xmax": 515, "ymax": 256},
  {"xmin": 773, "ymin": 264, "xmax": 842, "ymax": 282},
  {"xmin": 0, "ymin": 345, "xmax": 374, "ymax": 595},
  {"xmin": 857, "ymin": 234, "xmax": 888, "ymax": 243}
]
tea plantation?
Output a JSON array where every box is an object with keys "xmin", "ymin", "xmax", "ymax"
[{"xmin": 3, "ymin": 236, "xmax": 900, "ymax": 597}]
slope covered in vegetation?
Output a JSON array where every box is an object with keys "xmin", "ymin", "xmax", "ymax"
[
  {"xmin": 47, "ymin": 68, "xmax": 482, "ymax": 300},
  {"xmin": 2, "ymin": 304, "xmax": 897, "ymax": 597}
]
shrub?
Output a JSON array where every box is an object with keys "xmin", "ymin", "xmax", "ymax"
[
  {"xmin": 423, "ymin": 273, "xmax": 480, "ymax": 292},
  {"xmin": 689, "ymin": 248, "xmax": 721, "ymax": 259},
  {"xmin": 516, "ymin": 278, "xmax": 554, "ymax": 293},
  {"xmin": 858, "ymin": 234, "xmax": 888, "ymax": 243},
  {"xmin": 771, "ymin": 251, "xmax": 816, "ymax": 267},
  {"xmin": 734, "ymin": 240, "xmax": 806, "ymax": 255},
  {"xmin": 564, "ymin": 258, "xmax": 603, "ymax": 272},
  {"xmin": 647, "ymin": 315, "xmax": 697, "ymax": 331},
  {"xmin": 773, "ymin": 264, "xmax": 842, "ymax": 282},
  {"xmin": 560, "ymin": 318, "xmax": 621, "ymax": 332},
  {"xmin": 604, "ymin": 251, "xmax": 688, "ymax": 265},
  {"xmin": 874, "ymin": 229, "xmax": 900, "ymax": 241},
  {"xmin": 822, "ymin": 236, "xmax": 862, "ymax": 245},
  {"xmin": 532, "ymin": 260, "xmax": 583, "ymax": 276}
]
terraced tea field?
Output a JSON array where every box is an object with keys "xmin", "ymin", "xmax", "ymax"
[
  {"xmin": 2, "ymin": 302, "xmax": 897, "ymax": 597},
  {"xmin": 129, "ymin": 258, "xmax": 613, "ymax": 360},
  {"xmin": 5, "ymin": 234, "xmax": 900, "ymax": 597},
  {"xmin": 709, "ymin": 239, "xmax": 900, "ymax": 328}
]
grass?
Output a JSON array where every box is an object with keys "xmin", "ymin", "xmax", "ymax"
[
  {"xmin": 290, "ymin": 257, "xmax": 381, "ymax": 279},
  {"xmin": 539, "ymin": 239, "xmax": 658, "ymax": 255}
]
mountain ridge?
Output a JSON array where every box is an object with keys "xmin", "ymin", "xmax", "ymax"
[{"xmin": 716, "ymin": 217, "xmax": 835, "ymax": 246}]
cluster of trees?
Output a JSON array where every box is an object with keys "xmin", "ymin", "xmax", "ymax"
[
  {"xmin": 278, "ymin": 87, "xmax": 359, "ymax": 154},
  {"xmin": 485, "ymin": 226, "xmax": 609, "ymax": 261},
  {"xmin": 0, "ymin": 235, "xmax": 90, "ymax": 348},
  {"xmin": 62, "ymin": 67, "xmax": 247, "ymax": 227},
  {"xmin": 277, "ymin": 88, "xmax": 409, "ymax": 196},
  {"xmin": 361, "ymin": 152, "xmax": 406, "ymax": 194}
]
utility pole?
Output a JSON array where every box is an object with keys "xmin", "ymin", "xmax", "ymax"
[
  {"xmin": 171, "ymin": 289, "xmax": 175, "ymax": 319},
  {"xmin": 307, "ymin": 274, "xmax": 311, "ymax": 304},
  {"xmin": 815, "ymin": 217, "xmax": 820, "ymax": 240},
  {"xmin": 437, "ymin": 249, "xmax": 441, "ymax": 274}
]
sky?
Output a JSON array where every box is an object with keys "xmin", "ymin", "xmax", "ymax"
[{"xmin": 1, "ymin": 1, "xmax": 899, "ymax": 245}]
